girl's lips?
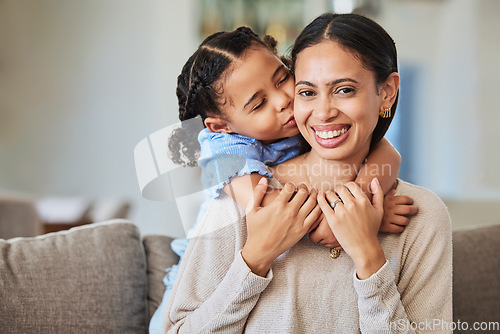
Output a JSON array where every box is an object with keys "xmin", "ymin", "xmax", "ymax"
[
  {"xmin": 284, "ymin": 116, "xmax": 297, "ymax": 127},
  {"xmin": 313, "ymin": 125, "xmax": 350, "ymax": 148}
]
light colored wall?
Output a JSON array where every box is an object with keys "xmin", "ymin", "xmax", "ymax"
[
  {"xmin": 1, "ymin": 0, "xmax": 499, "ymax": 236},
  {"xmin": 0, "ymin": 0, "xmax": 198, "ymax": 237},
  {"xmin": 378, "ymin": 0, "xmax": 500, "ymax": 202}
]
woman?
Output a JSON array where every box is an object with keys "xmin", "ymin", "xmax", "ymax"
[{"xmin": 163, "ymin": 13, "xmax": 452, "ymax": 333}]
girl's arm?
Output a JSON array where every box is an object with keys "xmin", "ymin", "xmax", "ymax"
[
  {"xmin": 223, "ymin": 173, "xmax": 279, "ymax": 210},
  {"xmin": 356, "ymin": 138, "xmax": 418, "ymax": 233},
  {"xmin": 356, "ymin": 137, "xmax": 400, "ymax": 198}
]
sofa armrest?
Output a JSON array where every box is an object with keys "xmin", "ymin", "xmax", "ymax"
[
  {"xmin": 143, "ymin": 235, "xmax": 179, "ymax": 321},
  {"xmin": 453, "ymin": 223, "xmax": 500, "ymax": 326}
]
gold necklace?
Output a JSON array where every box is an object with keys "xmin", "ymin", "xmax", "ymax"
[
  {"xmin": 329, "ymin": 248, "xmax": 341, "ymax": 259},
  {"xmin": 302, "ymin": 153, "xmax": 341, "ymax": 259}
]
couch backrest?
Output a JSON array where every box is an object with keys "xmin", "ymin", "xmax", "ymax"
[
  {"xmin": 1, "ymin": 219, "xmax": 499, "ymax": 332},
  {"xmin": 0, "ymin": 220, "xmax": 148, "ymax": 333},
  {"xmin": 452, "ymin": 223, "xmax": 500, "ymax": 328}
]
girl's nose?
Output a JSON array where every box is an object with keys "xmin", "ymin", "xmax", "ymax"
[{"xmin": 275, "ymin": 89, "xmax": 292, "ymax": 112}]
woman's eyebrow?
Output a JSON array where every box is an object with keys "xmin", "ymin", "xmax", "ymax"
[
  {"xmin": 295, "ymin": 80, "xmax": 316, "ymax": 88},
  {"xmin": 295, "ymin": 78, "xmax": 358, "ymax": 87}
]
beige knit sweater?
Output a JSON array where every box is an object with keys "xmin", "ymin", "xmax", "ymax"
[{"xmin": 163, "ymin": 180, "xmax": 452, "ymax": 333}]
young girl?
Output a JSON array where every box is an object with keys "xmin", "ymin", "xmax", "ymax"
[{"xmin": 149, "ymin": 26, "xmax": 416, "ymax": 332}]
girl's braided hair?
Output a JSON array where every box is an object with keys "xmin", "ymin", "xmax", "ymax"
[{"xmin": 169, "ymin": 27, "xmax": 282, "ymax": 167}]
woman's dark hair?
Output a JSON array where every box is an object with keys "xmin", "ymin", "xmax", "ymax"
[
  {"xmin": 169, "ymin": 27, "xmax": 280, "ymax": 166},
  {"xmin": 291, "ymin": 13, "xmax": 399, "ymax": 149}
]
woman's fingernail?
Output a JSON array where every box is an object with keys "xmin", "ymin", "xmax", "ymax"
[{"xmin": 258, "ymin": 177, "xmax": 267, "ymax": 185}]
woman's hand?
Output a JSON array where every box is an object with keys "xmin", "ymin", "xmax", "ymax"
[
  {"xmin": 308, "ymin": 214, "xmax": 342, "ymax": 249},
  {"xmin": 380, "ymin": 190, "xmax": 418, "ymax": 233},
  {"xmin": 242, "ymin": 178, "xmax": 322, "ymax": 277},
  {"xmin": 317, "ymin": 178, "xmax": 385, "ymax": 280}
]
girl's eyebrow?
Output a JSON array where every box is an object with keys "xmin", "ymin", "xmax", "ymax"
[
  {"xmin": 295, "ymin": 78, "xmax": 358, "ymax": 87},
  {"xmin": 244, "ymin": 64, "xmax": 287, "ymax": 109},
  {"xmin": 272, "ymin": 64, "xmax": 287, "ymax": 79},
  {"xmin": 244, "ymin": 91, "xmax": 261, "ymax": 109}
]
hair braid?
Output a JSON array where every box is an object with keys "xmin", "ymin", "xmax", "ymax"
[{"xmin": 169, "ymin": 26, "xmax": 283, "ymax": 166}]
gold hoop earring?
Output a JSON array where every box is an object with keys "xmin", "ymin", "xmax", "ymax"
[{"xmin": 379, "ymin": 107, "xmax": 391, "ymax": 118}]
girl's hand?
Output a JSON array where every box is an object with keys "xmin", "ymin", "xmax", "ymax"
[
  {"xmin": 380, "ymin": 190, "xmax": 418, "ymax": 233},
  {"xmin": 317, "ymin": 178, "xmax": 385, "ymax": 280},
  {"xmin": 242, "ymin": 178, "xmax": 322, "ymax": 277},
  {"xmin": 308, "ymin": 214, "xmax": 342, "ymax": 249}
]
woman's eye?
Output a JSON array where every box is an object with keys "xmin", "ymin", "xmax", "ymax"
[
  {"xmin": 337, "ymin": 87, "xmax": 355, "ymax": 95},
  {"xmin": 298, "ymin": 90, "xmax": 315, "ymax": 98}
]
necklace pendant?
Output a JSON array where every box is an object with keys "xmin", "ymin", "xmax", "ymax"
[{"xmin": 329, "ymin": 247, "xmax": 341, "ymax": 259}]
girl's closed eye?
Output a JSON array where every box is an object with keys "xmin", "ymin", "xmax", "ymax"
[
  {"xmin": 277, "ymin": 72, "xmax": 290, "ymax": 87},
  {"xmin": 252, "ymin": 98, "xmax": 266, "ymax": 111}
]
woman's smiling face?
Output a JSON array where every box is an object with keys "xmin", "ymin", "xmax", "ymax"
[{"xmin": 293, "ymin": 40, "xmax": 383, "ymax": 163}]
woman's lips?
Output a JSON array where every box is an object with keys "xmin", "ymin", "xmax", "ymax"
[{"xmin": 312, "ymin": 125, "xmax": 350, "ymax": 148}]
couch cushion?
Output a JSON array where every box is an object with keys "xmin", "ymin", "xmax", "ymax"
[
  {"xmin": 0, "ymin": 219, "xmax": 148, "ymax": 333},
  {"xmin": 453, "ymin": 223, "xmax": 500, "ymax": 327},
  {"xmin": 142, "ymin": 235, "xmax": 179, "ymax": 320},
  {"xmin": 0, "ymin": 197, "xmax": 41, "ymax": 239}
]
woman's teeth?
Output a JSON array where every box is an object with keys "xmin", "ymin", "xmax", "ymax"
[{"xmin": 315, "ymin": 127, "xmax": 348, "ymax": 139}]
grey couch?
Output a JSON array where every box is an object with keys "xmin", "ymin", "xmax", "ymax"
[{"xmin": 0, "ymin": 220, "xmax": 499, "ymax": 333}]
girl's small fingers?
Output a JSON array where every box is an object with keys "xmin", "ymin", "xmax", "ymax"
[
  {"xmin": 392, "ymin": 215, "xmax": 410, "ymax": 226},
  {"xmin": 394, "ymin": 195, "xmax": 414, "ymax": 205},
  {"xmin": 387, "ymin": 224, "xmax": 405, "ymax": 233},
  {"xmin": 395, "ymin": 205, "xmax": 419, "ymax": 216}
]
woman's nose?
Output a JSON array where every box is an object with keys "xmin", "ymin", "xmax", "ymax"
[{"xmin": 315, "ymin": 96, "xmax": 339, "ymax": 120}]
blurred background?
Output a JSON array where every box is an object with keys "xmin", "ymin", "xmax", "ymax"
[{"xmin": 1, "ymin": 0, "xmax": 499, "ymax": 238}]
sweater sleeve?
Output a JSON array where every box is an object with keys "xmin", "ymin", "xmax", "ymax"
[
  {"xmin": 163, "ymin": 196, "xmax": 272, "ymax": 333},
  {"xmin": 353, "ymin": 184, "xmax": 453, "ymax": 333}
]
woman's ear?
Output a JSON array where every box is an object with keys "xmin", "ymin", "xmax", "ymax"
[
  {"xmin": 380, "ymin": 72, "xmax": 400, "ymax": 107},
  {"xmin": 204, "ymin": 117, "xmax": 232, "ymax": 133}
]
